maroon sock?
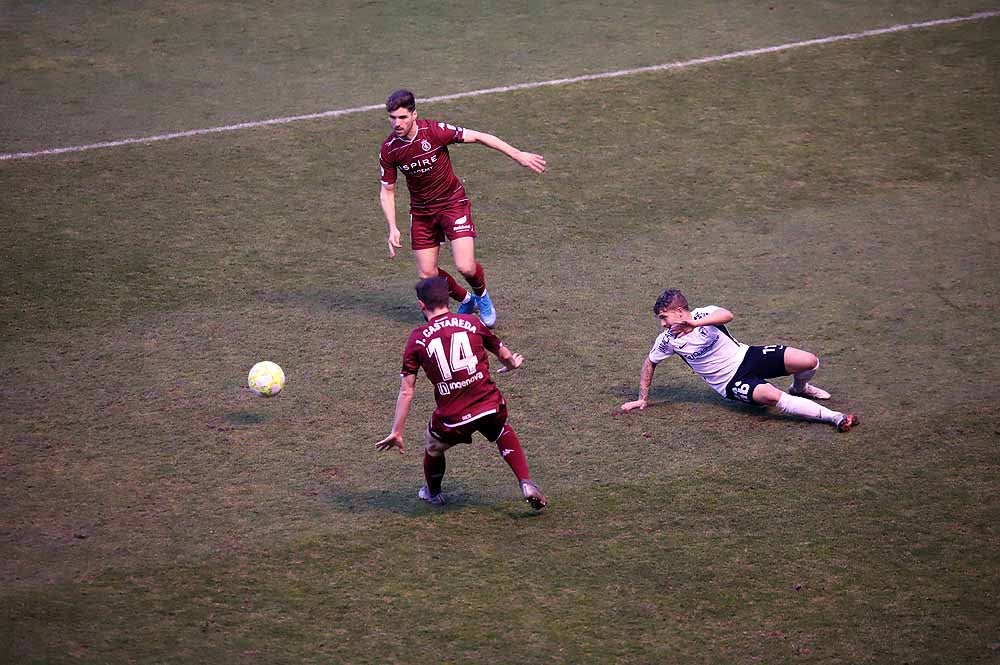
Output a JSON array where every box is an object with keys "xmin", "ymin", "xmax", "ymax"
[
  {"xmin": 424, "ymin": 452, "xmax": 446, "ymax": 495},
  {"xmin": 464, "ymin": 262, "xmax": 486, "ymax": 297},
  {"xmin": 436, "ymin": 268, "xmax": 468, "ymax": 302},
  {"xmin": 495, "ymin": 426, "xmax": 531, "ymax": 483}
]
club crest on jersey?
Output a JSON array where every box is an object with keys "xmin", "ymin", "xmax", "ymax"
[{"xmin": 420, "ymin": 139, "xmax": 432, "ymax": 151}]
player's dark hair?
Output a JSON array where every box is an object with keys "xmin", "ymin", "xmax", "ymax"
[
  {"xmin": 386, "ymin": 89, "xmax": 416, "ymax": 113},
  {"xmin": 415, "ymin": 276, "xmax": 450, "ymax": 309},
  {"xmin": 653, "ymin": 289, "xmax": 689, "ymax": 314}
]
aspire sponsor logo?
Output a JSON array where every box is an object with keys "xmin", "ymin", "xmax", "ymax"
[{"xmin": 400, "ymin": 154, "xmax": 438, "ymax": 172}]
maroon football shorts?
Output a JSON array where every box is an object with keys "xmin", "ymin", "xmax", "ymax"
[
  {"xmin": 428, "ymin": 401, "xmax": 508, "ymax": 446},
  {"xmin": 410, "ymin": 201, "xmax": 476, "ymax": 250}
]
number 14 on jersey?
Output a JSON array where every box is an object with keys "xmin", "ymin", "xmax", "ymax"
[{"xmin": 426, "ymin": 331, "xmax": 477, "ymax": 380}]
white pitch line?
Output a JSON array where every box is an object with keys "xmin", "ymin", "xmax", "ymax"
[{"xmin": 2, "ymin": 10, "xmax": 997, "ymax": 162}]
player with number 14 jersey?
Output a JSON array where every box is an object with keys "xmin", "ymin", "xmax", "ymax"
[
  {"xmin": 401, "ymin": 312, "xmax": 503, "ymax": 426},
  {"xmin": 377, "ymin": 277, "xmax": 547, "ymax": 511}
]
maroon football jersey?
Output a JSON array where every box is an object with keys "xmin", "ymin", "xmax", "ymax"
[
  {"xmin": 379, "ymin": 119, "xmax": 468, "ymax": 211},
  {"xmin": 401, "ymin": 312, "xmax": 505, "ymax": 425}
]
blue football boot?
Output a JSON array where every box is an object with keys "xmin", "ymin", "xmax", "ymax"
[
  {"xmin": 476, "ymin": 291, "xmax": 497, "ymax": 328},
  {"xmin": 457, "ymin": 295, "xmax": 477, "ymax": 315}
]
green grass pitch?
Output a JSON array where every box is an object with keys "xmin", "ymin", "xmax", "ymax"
[{"xmin": 2, "ymin": 2, "xmax": 998, "ymax": 663}]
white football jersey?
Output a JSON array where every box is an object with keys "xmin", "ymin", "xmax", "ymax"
[{"xmin": 647, "ymin": 306, "xmax": 749, "ymax": 396}]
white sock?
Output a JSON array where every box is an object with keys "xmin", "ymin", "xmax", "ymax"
[
  {"xmin": 460, "ymin": 293, "xmax": 473, "ymax": 304},
  {"xmin": 792, "ymin": 360, "xmax": 819, "ymax": 392},
  {"xmin": 776, "ymin": 392, "xmax": 842, "ymax": 425}
]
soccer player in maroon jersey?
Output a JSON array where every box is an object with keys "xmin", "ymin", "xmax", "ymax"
[
  {"xmin": 375, "ymin": 276, "xmax": 547, "ymax": 510},
  {"xmin": 378, "ymin": 89, "xmax": 547, "ymax": 328}
]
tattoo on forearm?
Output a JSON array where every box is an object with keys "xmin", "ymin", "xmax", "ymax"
[{"xmin": 639, "ymin": 360, "xmax": 654, "ymax": 400}]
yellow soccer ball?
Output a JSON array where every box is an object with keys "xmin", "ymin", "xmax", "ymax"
[{"xmin": 247, "ymin": 361, "xmax": 285, "ymax": 397}]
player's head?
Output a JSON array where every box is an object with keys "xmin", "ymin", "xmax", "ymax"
[
  {"xmin": 415, "ymin": 276, "xmax": 450, "ymax": 313},
  {"xmin": 386, "ymin": 90, "xmax": 418, "ymax": 138},
  {"xmin": 653, "ymin": 289, "xmax": 690, "ymax": 328},
  {"xmin": 653, "ymin": 289, "xmax": 689, "ymax": 315},
  {"xmin": 386, "ymin": 89, "xmax": 416, "ymax": 113}
]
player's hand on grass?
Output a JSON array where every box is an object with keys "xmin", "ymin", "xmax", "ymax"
[
  {"xmin": 376, "ymin": 432, "xmax": 405, "ymax": 454},
  {"xmin": 497, "ymin": 352, "xmax": 524, "ymax": 373},
  {"xmin": 517, "ymin": 151, "xmax": 547, "ymax": 174},
  {"xmin": 620, "ymin": 399, "xmax": 648, "ymax": 412},
  {"xmin": 387, "ymin": 227, "xmax": 402, "ymax": 258}
]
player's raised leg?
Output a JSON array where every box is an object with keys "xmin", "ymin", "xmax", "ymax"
[
  {"xmin": 413, "ymin": 246, "xmax": 441, "ymax": 280},
  {"xmin": 752, "ymin": 383, "xmax": 857, "ymax": 432},
  {"xmin": 413, "ymin": 246, "xmax": 471, "ymax": 306},
  {"xmin": 783, "ymin": 347, "xmax": 831, "ymax": 400},
  {"xmin": 451, "ymin": 236, "xmax": 496, "ymax": 327}
]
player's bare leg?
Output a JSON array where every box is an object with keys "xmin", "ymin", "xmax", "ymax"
[
  {"xmin": 752, "ymin": 383, "xmax": 857, "ymax": 432},
  {"xmin": 413, "ymin": 246, "xmax": 470, "ymax": 307},
  {"xmin": 783, "ymin": 347, "xmax": 831, "ymax": 400},
  {"xmin": 451, "ymin": 237, "xmax": 495, "ymax": 327},
  {"xmin": 413, "ymin": 245, "xmax": 440, "ymax": 279}
]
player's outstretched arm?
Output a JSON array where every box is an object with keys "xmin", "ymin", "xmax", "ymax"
[
  {"xmin": 462, "ymin": 129, "xmax": 547, "ymax": 174},
  {"xmin": 670, "ymin": 307, "xmax": 733, "ymax": 336},
  {"xmin": 375, "ymin": 374, "xmax": 417, "ymax": 454},
  {"xmin": 379, "ymin": 183, "xmax": 402, "ymax": 258},
  {"xmin": 495, "ymin": 346, "xmax": 524, "ymax": 374},
  {"xmin": 621, "ymin": 357, "xmax": 657, "ymax": 411}
]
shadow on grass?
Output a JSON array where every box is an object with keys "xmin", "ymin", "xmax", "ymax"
[
  {"xmin": 613, "ymin": 383, "xmax": 756, "ymax": 412},
  {"xmin": 638, "ymin": 384, "xmax": 850, "ymax": 432},
  {"xmin": 322, "ymin": 483, "xmax": 544, "ymax": 518},
  {"xmin": 259, "ymin": 284, "xmax": 419, "ymax": 325},
  {"xmin": 609, "ymin": 383, "xmax": 824, "ymax": 434},
  {"xmin": 224, "ymin": 412, "xmax": 268, "ymax": 425}
]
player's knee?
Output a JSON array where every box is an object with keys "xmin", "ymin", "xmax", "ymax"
[
  {"xmin": 424, "ymin": 438, "xmax": 447, "ymax": 456},
  {"xmin": 417, "ymin": 267, "xmax": 438, "ymax": 279},
  {"xmin": 753, "ymin": 384, "xmax": 782, "ymax": 406},
  {"xmin": 455, "ymin": 261, "xmax": 476, "ymax": 277},
  {"xmin": 788, "ymin": 349, "xmax": 819, "ymax": 373}
]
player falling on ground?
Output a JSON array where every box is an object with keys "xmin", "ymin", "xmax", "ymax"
[
  {"xmin": 378, "ymin": 89, "xmax": 546, "ymax": 328},
  {"xmin": 376, "ymin": 276, "xmax": 547, "ymax": 510},
  {"xmin": 621, "ymin": 289, "xmax": 859, "ymax": 431}
]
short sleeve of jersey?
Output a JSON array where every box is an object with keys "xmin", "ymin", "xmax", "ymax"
[
  {"xmin": 400, "ymin": 332, "xmax": 422, "ymax": 376},
  {"xmin": 479, "ymin": 325, "xmax": 503, "ymax": 356},
  {"xmin": 427, "ymin": 120, "xmax": 465, "ymax": 145},
  {"xmin": 648, "ymin": 331, "xmax": 674, "ymax": 364},
  {"xmin": 690, "ymin": 305, "xmax": 721, "ymax": 322},
  {"xmin": 379, "ymin": 148, "xmax": 397, "ymax": 187}
]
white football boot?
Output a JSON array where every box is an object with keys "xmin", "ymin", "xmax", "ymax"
[{"xmin": 789, "ymin": 383, "xmax": 831, "ymax": 400}]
